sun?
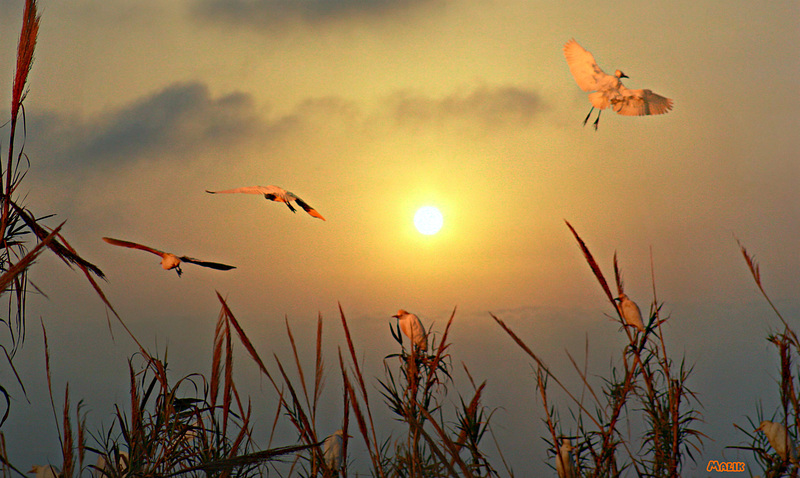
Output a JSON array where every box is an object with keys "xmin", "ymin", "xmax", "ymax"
[{"xmin": 414, "ymin": 206, "xmax": 443, "ymax": 235}]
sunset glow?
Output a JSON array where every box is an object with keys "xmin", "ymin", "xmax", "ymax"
[{"xmin": 2, "ymin": 1, "xmax": 796, "ymax": 475}]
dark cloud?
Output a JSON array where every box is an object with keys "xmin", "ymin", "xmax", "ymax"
[
  {"xmin": 21, "ymin": 80, "xmax": 538, "ymax": 180},
  {"xmin": 26, "ymin": 82, "xmax": 273, "ymax": 170},
  {"xmin": 388, "ymin": 84, "xmax": 544, "ymax": 129},
  {"xmin": 190, "ymin": 0, "xmax": 439, "ymax": 30}
]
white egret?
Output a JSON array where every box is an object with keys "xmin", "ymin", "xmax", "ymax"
[
  {"xmin": 102, "ymin": 237, "xmax": 236, "ymax": 277},
  {"xmin": 563, "ymin": 38, "xmax": 673, "ymax": 129},
  {"xmin": 392, "ymin": 309, "xmax": 428, "ymax": 352},
  {"xmin": 555, "ymin": 438, "xmax": 576, "ymax": 478},
  {"xmin": 323, "ymin": 429, "xmax": 345, "ymax": 470},
  {"xmin": 614, "ymin": 293, "xmax": 646, "ymax": 332},
  {"xmin": 29, "ymin": 466, "xmax": 59, "ymax": 478},
  {"xmin": 94, "ymin": 451, "xmax": 129, "ymax": 478},
  {"xmin": 757, "ymin": 420, "xmax": 796, "ymax": 462},
  {"xmin": 206, "ymin": 185, "xmax": 325, "ymax": 220}
]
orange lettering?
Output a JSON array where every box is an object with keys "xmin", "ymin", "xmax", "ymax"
[{"xmin": 706, "ymin": 460, "xmax": 746, "ymax": 472}]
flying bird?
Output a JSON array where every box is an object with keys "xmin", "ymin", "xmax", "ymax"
[
  {"xmin": 206, "ymin": 185, "xmax": 325, "ymax": 220},
  {"xmin": 614, "ymin": 293, "xmax": 646, "ymax": 333},
  {"xmin": 563, "ymin": 38, "xmax": 673, "ymax": 129},
  {"xmin": 102, "ymin": 237, "xmax": 235, "ymax": 277},
  {"xmin": 323, "ymin": 429, "xmax": 346, "ymax": 471},
  {"xmin": 392, "ymin": 309, "xmax": 428, "ymax": 352},
  {"xmin": 757, "ymin": 420, "xmax": 797, "ymax": 462},
  {"xmin": 555, "ymin": 438, "xmax": 576, "ymax": 478}
]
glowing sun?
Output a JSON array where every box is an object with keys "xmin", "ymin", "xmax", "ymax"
[{"xmin": 414, "ymin": 206, "xmax": 443, "ymax": 235}]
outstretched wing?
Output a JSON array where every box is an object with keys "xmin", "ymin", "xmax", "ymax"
[
  {"xmin": 102, "ymin": 237, "xmax": 165, "ymax": 257},
  {"xmin": 563, "ymin": 39, "xmax": 612, "ymax": 92},
  {"xmin": 294, "ymin": 198, "xmax": 325, "ymax": 220},
  {"xmin": 179, "ymin": 256, "xmax": 236, "ymax": 271},
  {"xmin": 613, "ymin": 88, "xmax": 673, "ymax": 116},
  {"xmin": 206, "ymin": 186, "xmax": 277, "ymax": 195}
]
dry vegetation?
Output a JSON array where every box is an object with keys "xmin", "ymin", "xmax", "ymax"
[{"xmin": 0, "ymin": 1, "xmax": 797, "ymax": 477}]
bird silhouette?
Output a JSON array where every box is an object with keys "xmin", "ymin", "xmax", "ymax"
[
  {"xmin": 206, "ymin": 185, "xmax": 325, "ymax": 220},
  {"xmin": 563, "ymin": 38, "xmax": 673, "ymax": 129},
  {"xmin": 614, "ymin": 293, "xmax": 646, "ymax": 332},
  {"xmin": 102, "ymin": 237, "xmax": 235, "ymax": 277},
  {"xmin": 393, "ymin": 309, "xmax": 428, "ymax": 352}
]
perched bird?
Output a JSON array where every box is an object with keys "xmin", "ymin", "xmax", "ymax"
[
  {"xmin": 757, "ymin": 420, "xmax": 797, "ymax": 462},
  {"xmin": 563, "ymin": 38, "xmax": 673, "ymax": 129},
  {"xmin": 323, "ymin": 429, "xmax": 346, "ymax": 470},
  {"xmin": 555, "ymin": 438, "xmax": 576, "ymax": 478},
  {"xmin": 102, "ymin": 237, "xmax": 235, "ymax": 277},
  {"xmin": 392, "ymin": 309, "xmax": 428, "ymax": 352},
  {"xmin": 94, "ymin": 451, "xmax": 129, "ymax": 478},
  {"xmin": 29, "ymin": 465, "xmax": 59, "ymax": 478},
  {"xmin": 614, "ymin": 293, "xmax": 646, "ymax": 332},
  {"xmin": 206, "ymin": 185, "xmax": 325, "ymax": 220}
]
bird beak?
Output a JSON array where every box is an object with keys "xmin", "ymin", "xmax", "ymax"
[{"xmin": 620, "ymin": 73, "xmax": 629, "ymax": 78}]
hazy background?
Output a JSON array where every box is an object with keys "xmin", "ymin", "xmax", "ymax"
[{"xmin": 0, "ymin": 0, "xmax": 798, "ymax": 475}]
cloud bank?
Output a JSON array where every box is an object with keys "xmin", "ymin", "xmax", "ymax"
[
  {"xmin": 191, "ymin": 0, "xmax": 441, "ymax": 30},
  {"xmin": 28, "ymin": 82, "xmax": 268, "ymax": 170},
  {"xmin": 27, "ymin": 80, "xmax": 541, "ymax": 176}
]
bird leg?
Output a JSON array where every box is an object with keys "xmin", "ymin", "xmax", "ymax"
[
  {"xmin": 592, "ymin": 110, "xmax": 602, "ymax": 130},
  {"xmin": 582, "ymin": 107, "xmax": 594, "ymax": 126},
  {"xmin": 175, "ymin": 265, "xmax": 183, "ymax": 277},
  {"xmin": 285, "ymin": 202, "xmax": 297, "ymax": 213}
]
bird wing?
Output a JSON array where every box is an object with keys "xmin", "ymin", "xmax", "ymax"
[
  {"xmin": 179, "ymin": 256, "xmax": 236, "ymax": 271},
  {"xmin": 563, "ymin": 39, "xmax": 612, "ymax": 92},
  {"xmin": 403, "ymin": 314, "xmax": 428, "ymax": 350},
  {"xmin": 206, "ymin": 186, "xmax": 278, "ymax": 195},
  {"xmin": 294, "ymin": 197, "xmax": 326, "ymax": 220},
  {"xmin": 103, "ymin": 237, "xmax": 166, "ymax": 257},
  {"xmin": 613, "ymin": 87, "xmax": 673, "ymax": 116},
  {"xmin": 620, "ymin": 299, "xmax": 645, "ymax": 331}
]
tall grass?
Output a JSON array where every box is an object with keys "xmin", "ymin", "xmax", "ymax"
[
  {"xmin": 0, "ymin": 0, "xmax": 115, "ymax": 431},
  {"xmin": 728, "ymin": 243, "xmax": 799, "ymax": 477},
  {"xmin": 493, "ymin": 221, "xmax": 704, "ymax": 477},
  {"xmin": 0, "ymin": 1, "xmax": 796, "ymax": 476}
]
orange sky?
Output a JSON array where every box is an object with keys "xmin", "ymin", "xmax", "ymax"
[{"xmin": 1, "ymin": 0, "xmax": 799, "ymax": 474}]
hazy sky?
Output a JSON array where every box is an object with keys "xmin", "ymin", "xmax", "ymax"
[{"xmin": 1, "ymin": 0, "xmax": 799, "ymax": 475}]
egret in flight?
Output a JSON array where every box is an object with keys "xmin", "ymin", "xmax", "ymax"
[
  {"xmin": 757, "ymin": 420, "xmax": 796, "ymax": 462},
  {"xmin": 392, "ymin": 309, "xmax": 428, "ymax": 352},
  {"xmin": 206, "ymin": 185, "xmax": 325, "ymax": 220},
  {"xmin": 102, "ymin": 237, "xmax": 236, "ymax": 277},
  {"xmin": 563, "ymin": 38, "xmax": 673, "ymax": 129},
  {"xmin": 323, "ymin": 429, "xmax": 346, "ymax": 471},
  {"xmin": 614, "ymin": 293, "xmax": 646, "ymax": 333}
]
